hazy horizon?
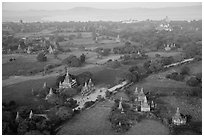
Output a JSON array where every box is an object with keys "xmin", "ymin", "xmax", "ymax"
[
  {"xmin": 3, "ymin": 2, "xmax": 201, "ymax": 11},
  {"xmin": 2, "ymin": 2, "xmax": 202, "ymax": 22}
]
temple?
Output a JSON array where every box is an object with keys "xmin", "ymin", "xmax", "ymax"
[
  {"xmin": 134, "ymin": 87, "xmax": 150, "ymax": 112},
  {"xmin": 59, "ymin": 68, "xmax": 77, "ymax": 89},
  {"xmin": 172, "ymin": 107, "xmax": 186, "ymax": 125},
  {"xmin": 81, "ymin": 79, "xmax": 95, "ymax": 96}
]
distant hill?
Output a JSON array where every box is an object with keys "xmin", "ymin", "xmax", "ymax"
[{"xmin": 2, "ymin": 5, "xmax": 202, "ymax": 22}]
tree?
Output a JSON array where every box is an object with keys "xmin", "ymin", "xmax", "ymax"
[
  {"xmin": 129, "ymin": 65, "xmax": 139, "ymax": 73},
  {"xmin": 107, "ymin": 61, "xmax": 121, "ymax": 69},
  {"xmin": 125, "ymin": 41, "xmax": 131, "ymax": 46},
  {"xmin": 84, "ymin": 101, "xmax": 95, "ymax": 108},
  {"xmin": 17, "ymin": 120, "xmax": 30, "ymax": 135},
  {"xmin": 180, "ymin": 66, "xmax": 190, "ymax": 75},
  {"xmin": 123, "ymin": 72, "xmax": 139, "ymax": 83},
  {"xmin": 160, "ymin": 56, "xmax": 174, "ymax": 66},
  {"xmin": 62, "ymin": 55, "xmax": 81, "ymax": 67},
  {"xmin": 56, "ymin": 106, "xmax": 73, "ymax": 121},
  {"xmin": 65, "ymin": 98, "xmax": 78, "ymax": 109},
  {"xmin": 186, "ymin": 77, "xmax": 200, "ymax": 87},
  {"xmin": 80, "ymin": 53, "xmax": 86, "ymax": 63},
  {"xmin": 76, "ymin": 71, "xmax": 93, "ymax": 85},
  {"xmin": 47, "ymin": 94, "xmax": 63, "ymax": 105},
  {"xmin": 59, "ymin": 88, "xmax": 78, "ymax": 99},
  {"xmin": 36, "ymin": 52, "xmax": 47, "ymax": 62}
]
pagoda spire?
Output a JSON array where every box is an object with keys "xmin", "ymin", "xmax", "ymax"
[
  {"xmin": 29, "ymin": 110, "xmax": 33, "ymax": 119},
  {"xmin": 43, "ymin": 82, "xmax": 47, "ymax": 89},
  {"xmin": 175, "ymin": 107, "xmax": 181, "ymax": 117},
  {"xmin": 135, "ymin": 87, "xmax": 138, "ymax": 94},
  {"xmin": 84, "ymin": 82, "xmax": 88, "ymax": 89},
  {"xmin": 49, "ymin": 88, "xmax": 53, "ymax": 95},
  {"xmin": 118, "ymin": 97, "xmax": 124, "ymax": 113},
  {"xmin": 65, "ymin": 68, "xmax": 70, "ymax": 83},
  {"xmin": 15, "ymin": 112, "xmax": 19, "ymax": 121},
  {"xmin": 141, "ymin": 87, "xmax": 144, "ymax": 94}
]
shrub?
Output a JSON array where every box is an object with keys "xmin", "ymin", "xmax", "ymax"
[
  {"xmin": 107, "ymin": 61, "xmax": 121, "ymax": 69},
  {"xmin": 180, "ymin": 66, "xmax": 190, "ymax": 75},
  {"xmin": 166, "ymin": 72, "xmax": 184, "ymax": 81},
  {"xmin": 155, "ymin": 54, "xmax": 161, "ymax": 57},
  {"xmin": 80, "ymin": 53, "xmax": 86, "ymax": 63},
  {"xmin": 36, "ymin": 52, "xmax": 47, "ymax": 62},
  {"xmin": 84, "ymin": 101, "xmax": 95, "ymax": 108},
  {"xmin": 189, "ymin": 87, "xmax": 202, "ymax": 97},
  {"xmin": 160, "ymin": 56, "xmax": 174, "ymax": 66},
  {"xmin": 186, "ymin": 77, "xmax": 200, "ymax": 87}
]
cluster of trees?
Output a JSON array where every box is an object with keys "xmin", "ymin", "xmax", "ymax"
[
  {"xmin": 183, "ymin": 42, "xmax": 202, "ymax": 59},
  {"xmin": 113, "ymin": 45, "xmax": 140, "ymax": 54},
  {"xmin": 94, "ymin": 48, "xmax": 111, "ymax": 56},
  {"xmin": 166, "ymin": 66, "xmax": 190, "ymax": 81},
  {"xmin": 186, "ymin": 73, "xmax": 202, "ymax": 87},
  {"xmin": 106, "ymin": 60, "xmax": 121, "ymax": 69},
  {"xmin": 166, "ymin": 72, "xmax": 185, "ymax": 81},
  {"xmin": 36, "ymin": 52, "xmax": 47, "ymax": 62},
  {"xmin": 62, "ymin": 54, "xmax": 86, "ymax": 67},
  {"xmin": 2, "ymin": 102, "xmax": 52, "ymax": 135},
  {"xmin": 143, "ymin": 57, "xmax": 175, "ymax": 73}
]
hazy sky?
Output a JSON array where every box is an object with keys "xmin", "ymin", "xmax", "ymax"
[{"xmin": 3, "ymin": 2, "xmax": 201, "ymax": 11}]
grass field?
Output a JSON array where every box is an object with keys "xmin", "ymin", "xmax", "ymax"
[
  {"xmin": 2, "ymin": 75, "xmax": 56, "ymax": 106},
  {"xmin": 57, "ymin": 100, "xmax": 117, "ymax": 135},
  {"xmin": 125, "ymin": 119, "xmax": 169, "ymax": 135},
  {"xmin": 2, "ymin": 54, "xmax": 61, "ymax": 79}
]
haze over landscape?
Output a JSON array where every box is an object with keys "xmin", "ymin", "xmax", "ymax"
[{"xmin": 2, "ymin": 2, "xmax": 202, "ymax": 22}]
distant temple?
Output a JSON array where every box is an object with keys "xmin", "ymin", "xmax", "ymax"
[
  {"xmin": 81, "ymin": 79, "xmax": 95, "ymax": 96},
  {"xmin": 134, "ymin": 87, "xmax": 150, "ymax": 112},
  {"xmin": 48, "ymin": 45, "xmax": 55, "ymax": 54},
  {"xmin": 43, "ymin": 82, "xmax": 47, "ymax": 89},
  {"xmin": 59, "ymin": 68, "xmax": 77, "ymax": 89},
  {"xmin": 27, "ymin": 46, "xmax": 32, "ymax": 54},
  {"xmin": 156, "ymin": 16, "xmax": 173, "ymax": 32},
  {"xmin": 172, "ymin": 107, "xmax": 187, "ymax": 125},
  {"xmin": 116, "ymin": 35, "xmax": 120, "ymax": 43}
]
